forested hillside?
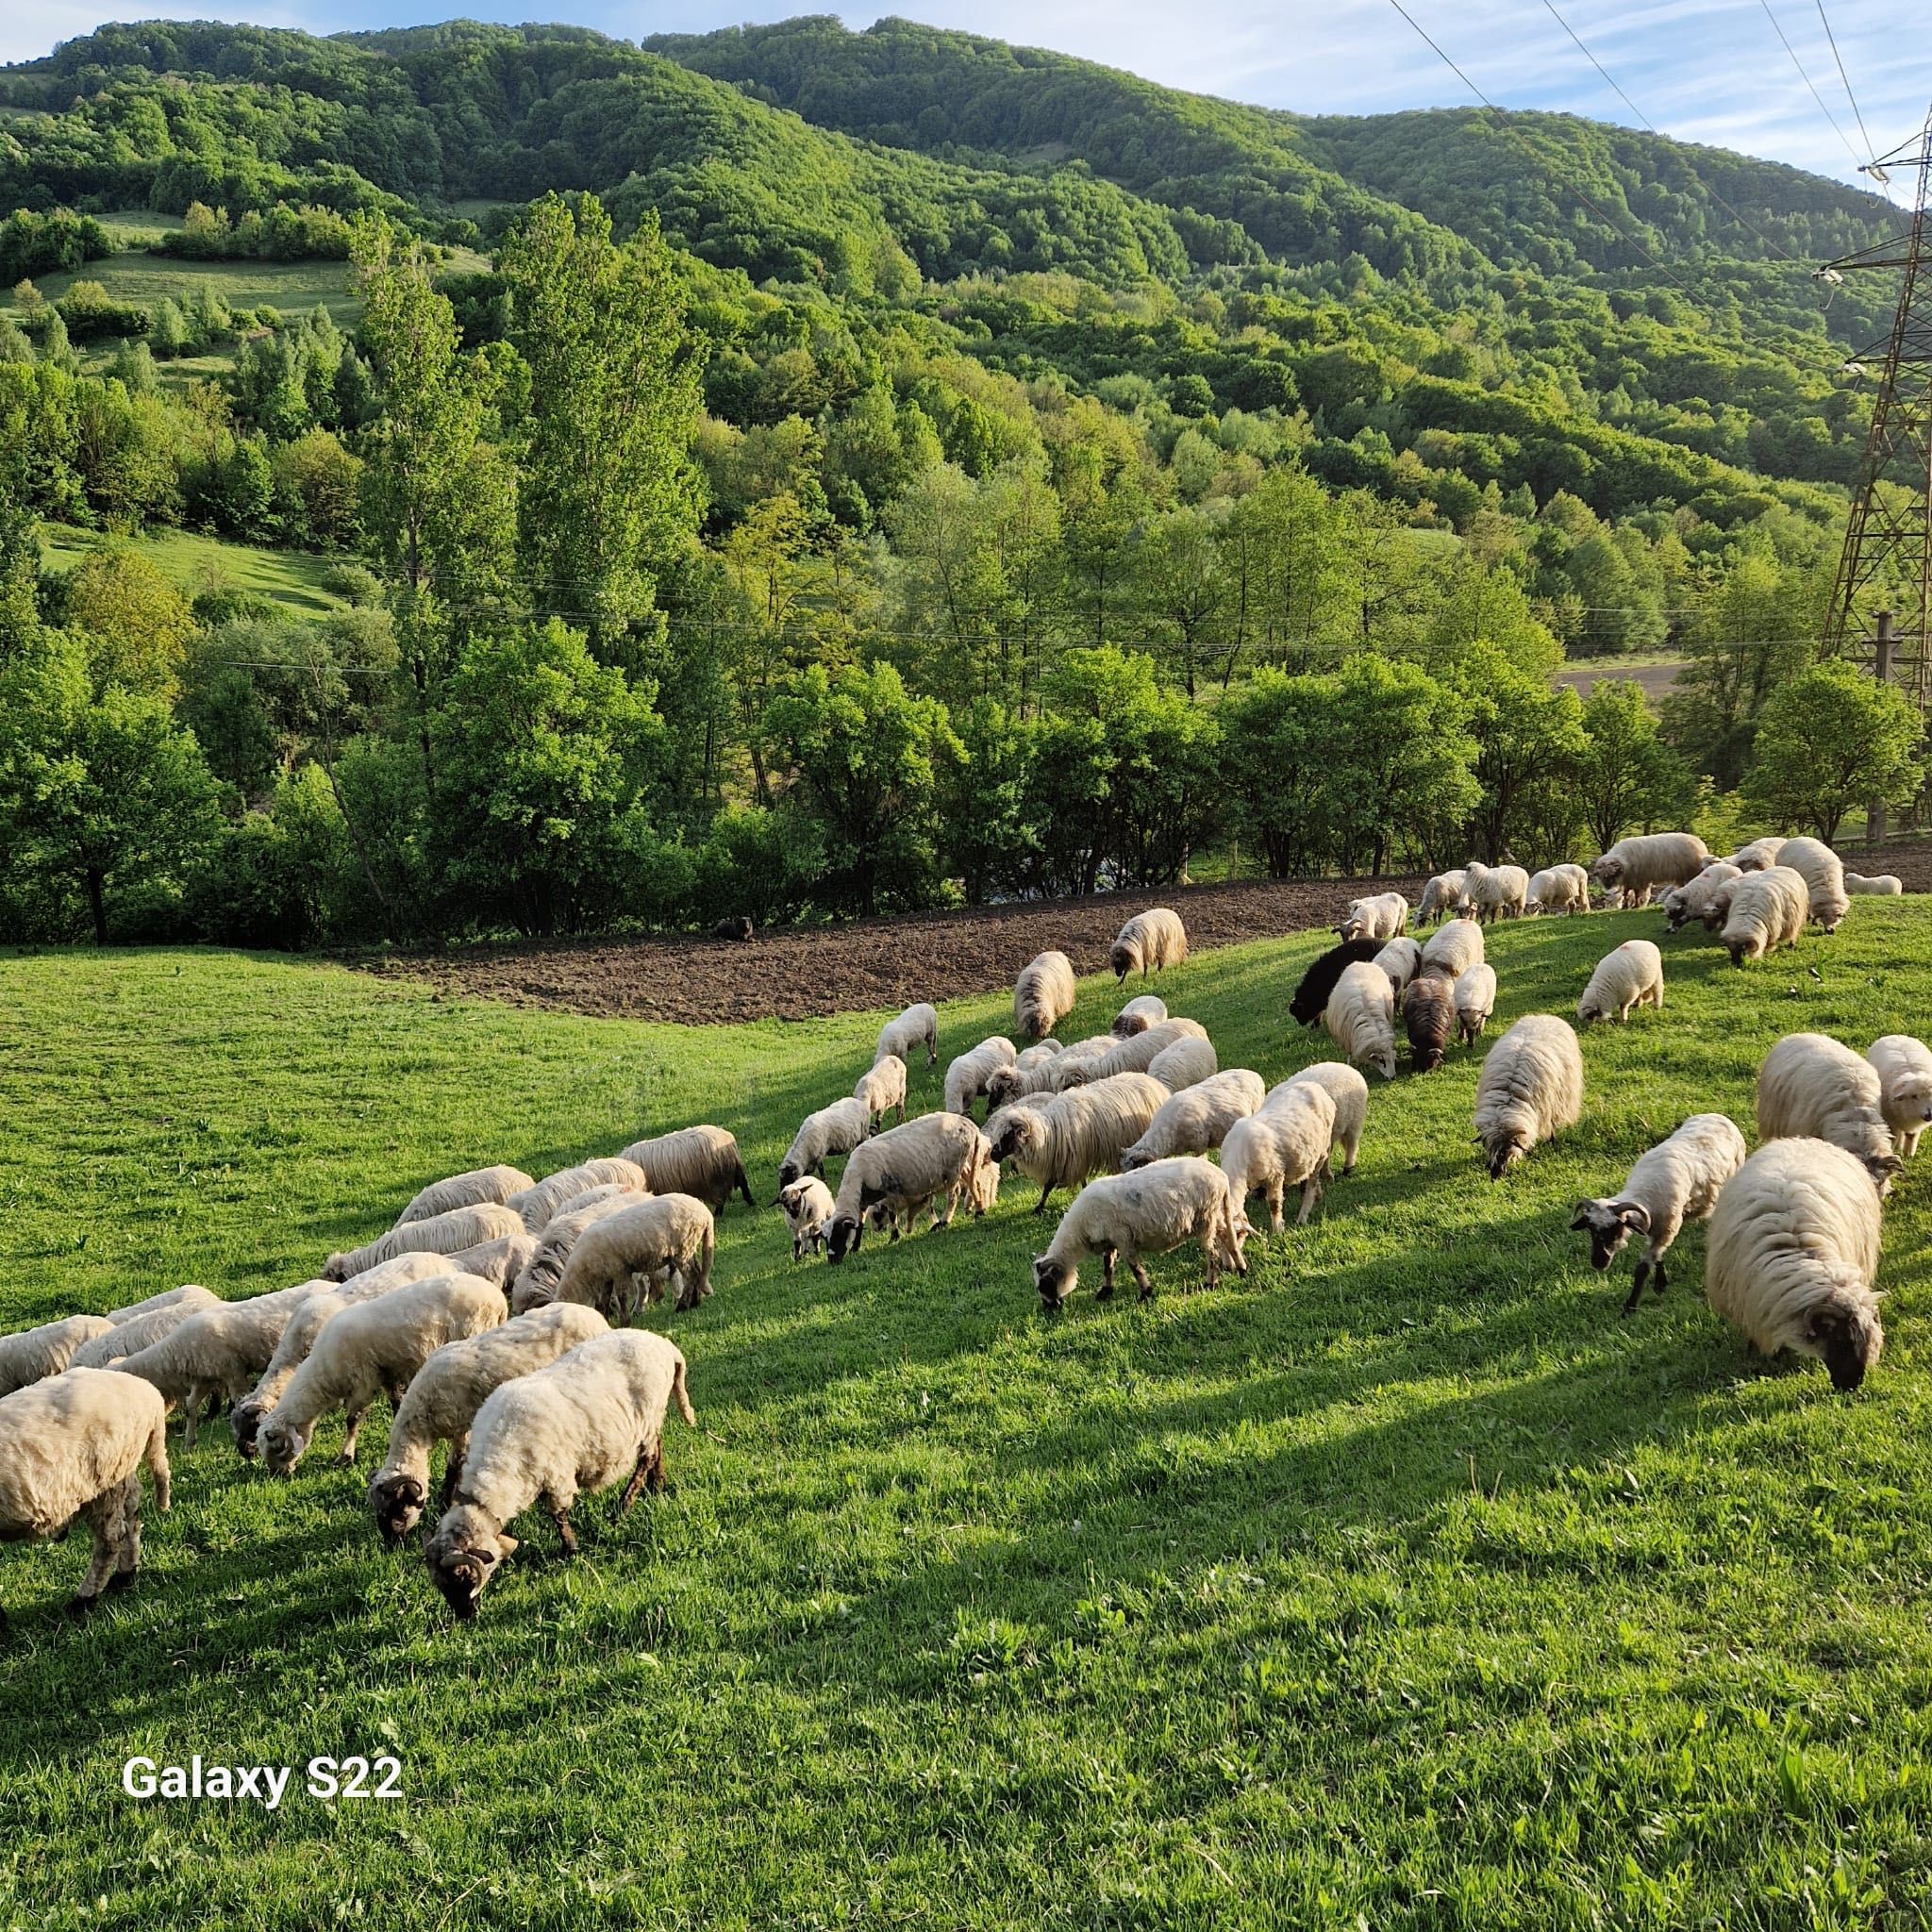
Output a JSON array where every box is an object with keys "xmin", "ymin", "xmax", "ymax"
[{"xmin": 0, "ymin": 17, "xmax": 1918, "ymax": 951}]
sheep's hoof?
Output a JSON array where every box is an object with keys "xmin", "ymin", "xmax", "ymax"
[
  {"xmin": 106, "ymin": 1570, "xmax": 136, "ymax": 1594},
  {"xmin": 67, "ymin": 1593, "xmax": 99, "ymax": 1621}
]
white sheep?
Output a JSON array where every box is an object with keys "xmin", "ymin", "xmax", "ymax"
[
  {"xmin": 1324, "ymin": 961, "xmax": 1397, "ymax": 1082},
  {"xmin": 876, "ymin": 1002, "xmax": 939, "ymax": 1067},
  {"xmin": 1705, "ymin": 1139, "xmax": 1884, "ymax": 1390},
  {"xmin": 1474, "ymin": 1015, "xmax": 1583, "ymax": 1179},
  {"xmin": 1719, "ymin": 865, "xmax": 1809, "ymax": 965},
  {"xmin": 1661, "ymin": 861, "xmax": 1742, "ymax": 933},
  {"xmin": 1222, "ymin": 1084, "xmax": 1336, "ymax": 1233},
  {"xmin": 367, "ymin": 1303, "xmax": 609, "ymax": 1546},
  {"xmin": 1273, "ymin": 1062, "xmax": 1368, "ymax": 1177},
  {"xmin": 1373, "ymin": 937, "xmax": 1423, "ymax": 1001},
  {"xmin": 1845, "ymin": 872, "xmax": 1903, "ymax": 896},
  {"xmin": 423, "ymin": 1329, "xmax": 693, "ymax": 1618},
  {"xmin": 615, "ymin": 1125, "xmax": 754, "ymax": 1213},
  {"xmin": 554, "ymin": 1194, "xmax": 718, "ymax": 1318},
  {"xmin": 1419, "ymin": 917, "xmax": 1484, "ymax": 982},
  {"xmin": 1570, "ymin": 1113, "xmax": 1747, "ymax": 1315},
  {"xmin": 1145, "ymin": 1033, "xmax": 1218, "ymax": 1091},
  {"xmin": 1460, "ymin": 862, "xmax": 1528, "ymax": 924},
  {"xmin": 855, "ymin": 1053, "xmax": 909, "ymax": 1130},
  {"xmin": 1417, "ymin": 871, "xmax": 1467, "ymax": 926},
  {"xmin": 985, "ymin": 1038, "xmax": 1080, "ymax": 1111},
  {"xmin": 1055, "ymin": 1017, "xmax": 1209, "ymax": 1089},
  {"xmin": 1777, "ymin": 837, "xmax": 1851, "ymax": 931},
  {"xmin": 1339, "ymin": 891, "xmax": 1409, "ymax": 942},
  {"xmin": 0, "ymin": 1315, "xmax": 115, "ymax": 1399},
  {"xmin": 506, "ymin": 1158, "xmax": 650, "ymax": 1232},
  {"xmin": 1590, "ymin": 833, "xmax": 1709, "ymax": 908},
  {"xmin": 1121, "ymin": 1070, "xmax": 1265, "ymax": 1169},
  {"xmin": 1111, "ymin": 908, "xmax": 1188, "ymax": 981},
  {"xmin": 1525, "ymin": 863, "xmax": 1591, "ymax": 916},
  {"xmin": 111, "ymin": 1284, "xmax": 318, "ymax": 1445},
  {"xmin": 1727, "ymin": 836, "xmax": 1786, "ymax": 873},
  {"xmin": 324, "ymin": 1202, "xmax": 525, "ymax": 1284},
  {"xmin": 776, "ymin": 1096, "xmax": 874, "ymax": 1192},
  {"xmin": 779, "ymin": 1176, "xmax": 837, "ymax": 1259},
  {"xmin": 1453, "ymin": 962, "xmax": 1497, "ymax": 1044},
  {"xmin": 105, "ymin": 1284, "xmax": 220, "ymax": 1326},
  {"xmin": 1112, "ymin": 995, "xmax": 1167, "ymax": 1037},
  {"xmin": 944, "ymin": 1036, "xmax": 1018, "ymax": 1119},
  {"xmin": 826, "ymin": 1112, "xmax": 991, "ymax": 1257},
  {"xmin": 445, "ymin": 1230, "xmax": 540, "ymax": 1291},
  {"xmin": 1032, "ymin": 1158, "xmax": 1247, "ymax": 1307},
  {"xmin": 394, "ymin": 1164, "xmax": 536, "ymax": 1230},
  {"xmin": 1015, "ymin": 950, "xmax": 1077, "ymax": 1039},
  {"xmin": 508, "ymin": 1186, "xmax": 648, "ymax": 1315},
  {"xmin": 1757, "ymin": 1033, "xmax": 1899, "ymax": 1190},
  {"xmin": 71, "ymin": 1294, "xmax": 219, "ymax": 1372},
  {"xmin": 986, "ymin": 1073, "xmax": 1169, "ymax": 1215},
  {"xmin": 1867, "ymin": 1035, "xmax": 1932, "ymax": 1158},
  {"xmin": 1577, "ymin": 939, "xmax": 1665, "ymax": 1025},
  {"xmin": 0, "ymin": 1369, "xmax": 169, "ymax": 1619}
]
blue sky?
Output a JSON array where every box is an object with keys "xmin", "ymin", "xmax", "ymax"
[{"xmin": 9, "ymin": 0, "xmax": 1927, "ymax": 194}]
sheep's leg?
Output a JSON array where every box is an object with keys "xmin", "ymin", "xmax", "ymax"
[
  {"xmin": 339, "ymin": 1403, "xmax": 369, "ymax": 1465},
  {"xmin": 182, "ymin": 1390, "xmax": 202, "ymax": 1451},
  {"xmin": 1905, "ymin": 1127, "xmax": 1923, "ymax": 1159},
  {"xmin": 1267, "ymin": 1181, "xmax": 1286, "ymax": 1236},
  {"xmin": 1131, "ymin": 1257, "xmax": 1154, "ymax": 1301},
  {"xmin": 1096, "ymin": 1247, "xmax": 1117, "ymax": 1301},
  {"xmin": 1295, "ymin": 1175, "xmax": 1322, "ymax": 1226},
  {"xmin": 71, "ymin": 1489, "xmax": 122, "ymax": 1612},
  {"xmin": 1033, "ymin": 1184, "xmax": 1054, "ymax": 1215},
  {"xmin": 621, "ymin": 1447, "xmax": 654, "ymax": 1512},
  {"xmin": 1651, "ymin": 1254, "xmax": 1668, "ymax": 1295},
  {"xmin": 109, "ymin": 1474, "xmax": 142, "ymax": 1588},
  {"xmin": 1341, "ymin": 1135, "xmax": 1358, "ymax": 1176},
  {"xmin": 441, "ymin": 1448, "xmax": 465, "ymax": 1510},
  {"xmin": 1621, "ymin": 1260, "xmax": 1653, "ymax": 1317},
  {"xmin": 550, "ymin": 1503, "xmax": 578, "ymax": 1556}
]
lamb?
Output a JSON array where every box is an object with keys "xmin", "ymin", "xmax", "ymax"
[
  {"xmin": 854, "ymin": 1053, "xmax": 909, "ymax": 1131},
  {"xmin": 1324, "ymin": 961, "xmax": 1397, "ymax": 1082},
  {"xmin": 1289, "ymin": 939, "xmax": 1383, "ymax": 1027},
  {"xmin": 0, "ymin": 1369, "xmax": 170, "ymax": 1620},
  {"xmin": 1777, "ymin": 836, "xmax": 1850, "ymax": 932},
  {"xmin": 985, "ymin": 1039, "xmax": 1075, "ymax": 1111},
  {"xmin": 986, "ymin": 1074, "xmax": 1170, "ymax": 1215},
  {"xmin": 1273, "ymin": 1062, "xmax": 1368, "ymax": 1176},
  {"xmin": 1403, "ymin": 973, "xmax": 1455, "ymax": 1074},
  {"xmin": 1756, "ymin": 1032, "xmax": 1900, "ymax": 1191},
  {"xmin": 1728, "ymin": 836, "xmax": 1786, "ymax": 873},
  {"xmin": 1590, "ymin": 832, "xmax": 1709, "ymax": 908},
  {"xmin": 1120, "ymin": 1070, "xmax": 1266, "ymax": 1169},
  {"xmin": 423, "ymin": 1329, "xmax": 694, "ymax": 1618},
  {"xmin": 367, "ymin": 1303, "xmax": 609, "ymax": 1546},
  {"xmin": 258, "ymin": 1274, "xmax": 508, "ymax": 1476},
  {"xmin": 1031, "ymin": 1158, "xmax": 1246, "ymax": 1307},
  {"xmin": 1417, "ymin": 871, "xmax": 1467, "ymax": 926},
  {"xmin": 1453, "ymin": 962, "xmax": 1497, "ymax": 1044},
  {"xmin": 826, "ymin": 1112, "xmax": 991, "ymax": 1257},
  {"xmin": 1145, "ymin": 1034, "xmax": 1218, "ymax": 1091},
  {"xmin": 1525, "ymin": 863, "xmax": 1591, "ymax": 916},
  {"xmin": 323, "ymin": 1202, "xmax": 525, "ymax": 1284},
  {"xmin": 1418, "ymin": 917, "xmax": 1484, "ymax": 983},
  {"xmin": 944, "ymin": 1036, "xmax": 1018, "ymax": 1119},
  {"xmin": 1845, "ymin": 872, "xmax": 1903, "ymax": 896},
  {"xmin": 112, "ymin": 1284, "xmax": 319, "ymax": 1446},
  {"xmin": 507, "ymin": 1186, "xmax": 648, "ymax": 1314},
  {"xmin": 1014, "ymin": 950, "xmax": 1077, "ymax": 1039},
  {"xmin": 1055, "ymin": 1016, "xmax": 1209, "ymax": 1089},
  {"xmin": 1661, "ymin": 861, "xmax": 1741, "ymax": 933},
  {"xmin": 1110, "ymin": 908, "xmax": 1189, "ymax": 981},
  {"xmin": 554, "ymin": 1195, "xmax": 718, "ymax": 1318},
  {"xmin": 1867, "ymin": 1035, "xmax": 1932, "ymax": 1158},
  {"xmin": 779, "ymin": 1175, "xmax": 837, "ymax": 1259},
  {"xmin": 1720, "ymin": 865, "xmax": 1810, "ymax": 965},
  {"xmin": 1474, "ymin": 1015, "xmax": 1584, "ymax": 1179},
  {"xmin": 1576, "ymin": 940, "xmax": 1665, "ymax": 1025},
  {"xmin": 394, "ymin": 1164, "xmax": 536, "ymax": 1230},
  {"xmin": 777, "ymin": 1095, "xmax": 874, "ymax": 1191},
  {"xmin": 506, "ymin": 1158, "xmax": 650, "ymax": 1233},
  {"xmin": 617, "ymin": 1124, "xmax": 755, "ymax": 1213},
  {"xmin": 71, "ymin": 1296, "xmax": 216, "ymax": 1372},
  {"xmin": 1570, "ymin": 1113, "xmax": 1748, "ymax": 1315},
  {"xmin": 1221, "ymin": 1084, "xmax": 1336, "ymax": 1234},
  {"xmin": 1705, "ymin": 1138, "xmax": 1884, "ymax": 1390},
  {"xmin": 0, "ymin": 1315, "xmax": 115, "ymax": 1399},
  {"xmin": 1112, "ymin": 995, "xmax": 1167, "ymax": 1037},
  {"xmin": 965, "ymin": 1129, "xmax": 1001, "ymax": 1216},
  {"xmin": 876, "ymin": 1001, "xmax": 940, "ymax": 1067},
  {"xmin": 1372, "ymin": 937, "xmax": 1423, "ymax": 1002},
  {"xmin": 105, "ymin": 1284, "xmax": 219, "ymax": 1327},
  {"xmin": 1460, "ymin": 861, "xmax": 1529, "ymax": 925},
  {"xmin": 1338, "ymin": 892, "xmax": 1408, "ymax": 943}
]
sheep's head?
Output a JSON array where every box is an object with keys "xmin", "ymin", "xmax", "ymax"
[
  {"xmin": 1576, "ymin": 994, "xmax": 1605, "ymax": 1026},
  {"xmin": 231, "ymin": 1399, "xmax": 266, "ymax": 1459},
  {"xmin": 1481, "ymin": 1130, "xmax": 1529, "ymax": 1180},
  {"xmin": 1113, "ymin": 1011, "xmax": 1150, "ymax": 1038},
  {"xmin": 1569, "ymin": 1197, "xmax": 1650, "ymax": 1271},
  {"xmin": 369, "ymin": 1471, "xmax": 428, "ymax": 1548},
  {"xmin": 1370, "ymin": 1046, "xmax": 1397, "ymax": 1083},
  {"xmin": 1865, "ymin": 1150, "xmax": 1904, "ymax": 1197},
  {"xmin": 1033, "ymin": 1256, "xmax": 1075, "ymax": 1308},
  {"xmin": 320, "ymin": 1254, "xmax": 351, "ymax": 1284},
  {"xmin": 825, "ymin": 1214, "xmax": 861, "ymax": 1263},
  {"xmin": 775, "ymin": 1158, "xmax": 803, "ymax": 1196},
  {"xmin": 1589, "ymin": 855, "xmax": 1624, "ymax": 889},
  {"xmin": 258, "ymin": 1414, "xmax": 313, "ymax": 1478},
  {"xmin": 1895, "ymin": 1074, "xmax": 1932, "ymax": 1124},
  {"xmin": 861, "ymin": 1196, "xmax": 896, "ymax": 1237},
  {"xmin": 1793, "ymin": 1282, "xmax": 1884, "ymax": 1391},
  {"xmin": 987, "ymin": 1110, "xmax": 1041, "ymax": 1166},
  {"xmin": 425, "ymin": 1506, "xmax": 516, "ymax": 1618},
  {"xmin": 1109, "ymin": 940, "xmax": 1140, "ymax": 981},
  {"xmin": 1724, "ymin": 935, "xmax": 1758, "ymax": 968},
  {"xmin": 1118, "ymin": 1146, "xmax": 1155, "ymax": 1173}
]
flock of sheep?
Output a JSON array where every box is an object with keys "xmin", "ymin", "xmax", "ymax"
[{"xmin": 0, "ymin": 841, "xmax": 1924, "ymax": 1626}]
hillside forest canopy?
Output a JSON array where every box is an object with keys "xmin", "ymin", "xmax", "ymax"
[{"xmin": 0, "ymin": 15, "xmax": 1921, "ymax": 947}]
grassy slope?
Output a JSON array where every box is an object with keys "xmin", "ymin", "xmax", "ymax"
[
  {"xmin": 5, "ymin": 245, "xmax": 361, "ymax": 328},
  {"xmin": 2, "ymin": 911, "xmax": 1930, "ymax": 1927},
  {"xmin": 38, "ymin": 524, "xmax": 347, "ymax": 615}
]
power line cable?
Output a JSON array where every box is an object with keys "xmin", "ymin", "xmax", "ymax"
[
  {"xmin": 1812, "ymin": 0, "xmax": 1882, "ymax": 167},
  {"xmin": 1756, "ymin": 0, "xmax": 1874, "ymax": 182}
]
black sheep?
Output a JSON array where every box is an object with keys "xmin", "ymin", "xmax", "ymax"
[{"xmin": 1287, "ymin": 938, "xmax": 1383, "ymax": 1028}]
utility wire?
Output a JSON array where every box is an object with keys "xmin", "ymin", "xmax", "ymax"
[
  {"xmin": 1812, "ymin": 0, "xmax": 1881, "ymax": 165},
  {"xmin": 1756, "ymin": 0, "xmax": 1874, "ymax": 182}
]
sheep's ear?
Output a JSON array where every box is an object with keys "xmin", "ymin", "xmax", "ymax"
[
  {"xmin": 1568, "ymin": 1204, "xmax": 1592, "ymax": 1231},
  {"xmin": 1616, "ymin": 1201, "xmax": 1652, "ymax": 1233}
]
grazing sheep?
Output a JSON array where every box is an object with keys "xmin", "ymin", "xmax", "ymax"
[
  {"xmin": 1757, "ymin": 1033, "xmax": 1900, "ymax": 1191},
  {"xmin": 506, "ymin": 1158, "xmax": 650, "ymax": 1233},
  {"xmin": 258, "ymin": 1274, "xmax": 508, "ymax": 1476},
  {"xmin": 1113, "ymin": 995, "xmax": 1167, "ymax": 1037},
  {"xmin": 324, "ymin": 1202, "xmax": 525, "ymax": 1285},
  {"xmin": 987, "ymin": 1038, "xmax": 1094, "ymax": 1111},
  {"xmin": 1055, "ymin": 1017, "xmax": 1209, "ymax": 1089},
  {"xmin": 1777, "ymin": 837, "xmax": 1851, "ymax": 931},
  {"xmin": 0, "ymin": 1315, "xmax": 115, "ymax": 1400},
  {"xmin": 1015, "ymin": 950, "xmax": 1077, "ymax": 1040},
  {"xmin": 1121, "ymin": 1070, "xmax": 1266, "ymax": 1169},
  {"xmin": 1461, "ymin": 862, "xmax": 1530, "ymax": 924},
  {"xmin": 1032, "ymin": 1158, "xmax": 1246, "ymax": 1307},
  {"xmin": 1404, "ymin": 974, "xmax": 1455, "ymax": 1074},
  {"xmin": 1474, "ymin": 1015, "xmax": 1584, "ymax": 1179},
  {"xmin": 944, "ymin": 1036, "xmax": 1019, "ymax": 1119},
  {"xmin": 1845, "ymin": 872, "xmax": 1903, "ymax": 896},
  {"xmin": 1324, "ymin": 962, "xmax": 1397, "ymax": 1082},
  {"xmin": 779, "ymin": 1176, "xmax": 837, "ymax": 1260},
  {"xmin": 617, "ymin": 1125, "xmax": 755, "ymax": 1213},
  {"xmin": 1222, "ymin": 1085, "xmax": 1336, "ymax": 1233},
  {"xmin": 424, "ymin": 1330, "xmax": 693, "ymax": 1618},
  {"xmin": 1720, "ymin": 865, "xmax": 1810, "ymax": 965},
  {"xmin": 1867, "ymin": 1035, "xmax": 1932, "ymax": 1158},
  {"xmin": 777, "ymin": 1096, "xmax": 874, "ymax": 1192},
  {"xmin": 394, "ymin": 1164, "xmax": 536, "ymax": 1230},
  {"xmin": 1111, "ymin": 908, "xmax": 1189, "ymax": 981},
  {"xmin": 1577, "ymin": 940, "xmax": 1665, "ymax": 1026},
  {"xmin": 508, "ymin": 1186, "xmax": 649, "ymax": 1315},
  {"xmin": 1339, "ymin": 892, "xmax": 1409, "ymax": 943},
  {"xmin": 1661, "ymin": 861, "xmax": 1742, "ymax": 933},
  {"xmin": 444, "ymin": 1230, "xmax": 540, "ymax": 1292},
  {"xmin": 555, "ymin": 1195, "xmax": 718, "ymax": 1319},
  {"xmin": 876, "ymin": 1002, "xmax": 940, "ymax": 1067},
  {"xmin": 1145, "ymin": 1033, "xmax": 1219, "ymax": 1091},
  {"xmin": 855, "ymin": 1054, "xmax": 909, "ymax": 1131},
  {"xmin": 987, "ymin": 1074, "xmax": 1169, "ymax": 1215},
  {"xmin": 1525, "ymin": 863, "xmax": 1591, "ymax": 916},
  {"xmin": 105, "ymin": 1284, "xmax": 218, "ymax": 1327},
  {"xmin": 1274, "ymin": 1062, "xmax": 1368, "ymax": 1176},
  {"xmin": 1417, "ymin": 871, "xmax": 1468, "ymax": 926},
  {"xmin": 711, "ymin": 914, "xmax": 754, "ymax": 942},
  {"xmin": 1453, "ymin": 963, "xmax": 1497, "ymax": 1045},
  {"xmin": 112, "ymin": 1285, "xmax": 318, "ymax": 1446},
  {"xmin": 1289, "ymin": 939, "xmax": 1383, "ymax": 1027},
  {"xmin": 1373, "ymin": 937, "xmax": 1423, "ymax": 1002},
  {"xmin": 0, "ymin": 1369, "xmax": 170, "ymax": 1620},
  {"xmin": 1418, "ymin": 918, "xmax": 1484, "ymax": 983},
  {"xmin": 1706, "ymin": 1139, "xmax": 1884, "ymax": 1390},
  {"xmin": 71, "ymin": 1296, "xmax": 217, "ymax": 1372},
  {"xmin": 367, "ymin": 1304, "xmax": 609, "ymax": 1547},
  {"xmin": 1727, "ymin": 836, "xmax": 1786, "ymax": 873},
  {"xmin": 1590, "ymin": 833, "xmax": 1709, "ymax": 908},
  {"xmin": 1570, "ymin": 1113, "xmax": 1748, "ymax": 1315},
  {"xmin": 827, "ymin": 1113, "xmax": 991, "ymax": 1257}
]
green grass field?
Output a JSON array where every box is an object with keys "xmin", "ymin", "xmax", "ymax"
[
  {"xmin": 3, "ymin": 908, "xmax": 1930, "ymax": 1927},
  {"xmin": 39, "ymin": 524, "xmax": 349, "ymax": 616},
  {"xmin": 4, "ymin": 245, "xmax": 361, "ymax": 331}
]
